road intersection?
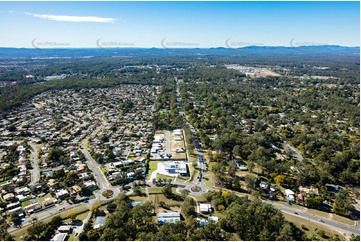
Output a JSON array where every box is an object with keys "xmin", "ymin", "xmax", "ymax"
[{"xmin": 18, "ymin": 81, "xmax": 359, "ymax": 237}]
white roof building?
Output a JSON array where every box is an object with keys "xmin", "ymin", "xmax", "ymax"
[
  {"xmin": 51, "ymin": 233, "xmax": 67, "ymax": 241},
  {"xmin": 199, "ymin": 203, "xmax": 212, "ymax": 213},
  {"xmin": 158, "ymin": 212, "xmax": 180, "ymax": 224},
  {"xmin": 94, "ymin": 216, "xmax": 106, "ymax": 229}
]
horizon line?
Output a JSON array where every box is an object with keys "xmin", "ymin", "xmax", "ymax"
[{"xmin": 0, "ymin": 45, "xmax": 360, "ymax": 49}]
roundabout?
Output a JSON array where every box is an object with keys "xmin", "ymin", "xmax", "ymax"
[
  {"xmin": 190, "ymin": 185, "xmax": 202, "ymax": 193},
  {"xmin": 101, "ymin": 189, "xmax": 114, "ymax": 198}
]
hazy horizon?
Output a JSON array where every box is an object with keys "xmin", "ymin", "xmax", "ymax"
[{"xmin": 0, "ymin": 1, "xmax": 359, "ymax": 48}]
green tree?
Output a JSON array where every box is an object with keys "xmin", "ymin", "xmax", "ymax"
[
  {"xmin": 333, "ymin": 189, "xmax": 351, "ymax": 216},
  {"xmin": 245, "ymin": 174, "xmax": 256, "ymax": 192},
  {"xmin": 106, "ymin": 203, "xmax": 117, "ymax": 213},
  {"xmin": 274, "ymin": 175, "xmax": 285, "ymax": 186},
  {"xmin": 162, "ymin": 184, "xmax": 173, "ymax": 198},
  {"xmin": 181, "ymin": 198, "xmax": 196, "ymax": 218},
  {"xmin": 27, "ymin": 221, "xmax": 46, "ymax": 240},
  {"xmin": 67, "ymin": 212, "xmax": 77, "ymax": 222}
]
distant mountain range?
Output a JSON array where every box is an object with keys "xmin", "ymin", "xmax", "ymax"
[{"xmin": 0, "ymin": 45, "xmax": 359, "ymax": 58}]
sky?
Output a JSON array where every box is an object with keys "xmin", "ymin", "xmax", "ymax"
[{"xmin": 0, "ymin": 1, "xmax": 359, "ymax": 48}]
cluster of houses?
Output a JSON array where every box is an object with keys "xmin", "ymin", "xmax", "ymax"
[
  {"xmin": 0, "ymin": 85, "xmax": 160, "ymax": 221},
  {"xmin": 1, "ymin": 184, "xmax": 58, "ymax": 216},
  {"xmin": 151, "ymin": 129, "xmax": 186, "ymax": 161},
  {"xmin": 157, "ymin": 203, "xmax": 218, "ymax": 227}
]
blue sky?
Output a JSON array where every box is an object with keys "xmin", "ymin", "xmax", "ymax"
[{"xmin": 0, "ymin": 1, "xmax": 359, "ymax": 48}]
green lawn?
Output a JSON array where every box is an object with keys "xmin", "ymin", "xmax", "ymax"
[
  {"xmin": 283, "ymin": 213, "xmax": 344, "ymax": 240},
  {"xmin": 67, "ymin": 232, "xmax": 77, "ymax": 241},
  {"xmin": 21, "ymin": 200, "xmax": 32, "ymax": 208},
  {"xmin": 100, "ymin": 165, "xmax": 107, "ymax": 174},
  {"xmin": 304, "ymin": 208, "xmax": 355, "ymax": 226},
  {"xmin": 147, "ymin": 186, "xmax": 163, "ymax": 194},
  {"xmin": 190, "ymin": 195, "xmax": 207, "ymax": 203},
  {"xmin": 38, "ymin": 193, "xmax": 53, "ymax": 205},
  {"xmin": 147, "ymin": 161, "xmax": 158, "ymax": 179},
  {"xmin": 64, "ymin": 211, "xmax": 89, "ymax": 223},
  {"xmin": 156, "ymin": 173, "xmax": 176, "ymax": 182},
  {"xmin": 203, "ymin": 170, "xmax": 215, "ymax": 189}
]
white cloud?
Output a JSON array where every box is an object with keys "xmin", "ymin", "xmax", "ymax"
[{"xmin": 25, "ymin": 12, "xmax": 116, "ymax": 23}]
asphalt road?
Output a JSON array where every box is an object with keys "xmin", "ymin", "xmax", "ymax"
[
  {"xmin": 265, "ymin": 200, "xmax": 360, "ymax": 235},
  {"xmin": 80, "ymin": 139, "xmax": 119, "ymax": 200},
  {"xmin": 80, "ymin": 141, "xmax": 108, "ymax": 190},
  {"xmin": 175, "ymin": 80, "xmax": 209, "ymax": 195},
  {"xmin": 282, "ymin": 141, "xmax": 304, "ymax": 162},
  {"xmin": 8, "ymin": 82, "xmax": 359, "ymax": 236},
  {"xmin": 29, "ymin": 143, "xmax": 40, "ymax": 186},
  {"xmin": 8, "ymin": 201, "xmax": 76, "ymax": 232},
  {"xmin": 174, "ymin": 79, "xmax": 359, "ymax": 235}
]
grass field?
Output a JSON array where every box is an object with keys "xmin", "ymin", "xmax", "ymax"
[
  {"xmin": 304, "ymin": 208, "xmax": 355, "ymax": 226},
  {"xmin": 147, "ymin": 161, "xmax": 158, "ymax": 180},
  {"xmin": 190, "ymin": 195, "xmax": 207, "ymax": 203},
  {"xmin": 147, "ymin": 186, "xmax": 163, "ymax": 194},
  {"xmin": 38, "ymin": 193, "xmax": 53, "ymax": 205},
  {"xmin": 203, "ymin": 170, "xmax": 215, "ymax": 189},
  {"xmin": 64, "ymin": 211, "xmax": 89, "ymax": 223},
  {"xmin": 131, "ymin": 193, "xmax": 183, "ymax": 208},
  {"xmin": 21, "ymin": 200, "xmax": 32, "ymax": 208},
  {"xmin": 283, "ymin": 213, "xmax": 345, "ymax": 241},
  {"xmin": 156, "ymin": 173, "xmax": 176, "ymax": 182},
  {"xmin": 67, "ymin": 232, "xmax": 77, "ymax": 241},
  {"xmin": 188, "ymin": 162, "xmax": 197, "ymax": 182}
]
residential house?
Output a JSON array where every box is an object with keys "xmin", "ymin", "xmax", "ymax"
[
  {"xmin": 24, "ymin": 203, "xmax": 42, "ymax": 213},
  {"xmin": 325, "ymin": 184, "xmax": 341, "ymax": 194},
  {"xmin": 7, "ymin": 206, "xmax": 23, "ymax": 216},
  {"xmin": 208, "ymin": 216, "xmax": 219, "ymax": 223},
  {"xmin": 57, "ymin": 225, "xmax": 72, "ymax": 233},
  {"xmin": 55, "ymin": 189, "xmax": 69, "ymax": 200},
  {"xmin": 94, "ymin": 216, "xmax": 106, "ymax": 229},
  {"xmin": 43, "ymin": 197, "xmax": 57, "ymax": 207},
  {"xmin": 285, "ymin": 189, "xmax": 295, "ymax": 203},
  {"xmin": 299, "ymin": 186, "xmax": 319, "ymax": 198},
  {"xmin": 84, "ymin": 180, "xmax": 96, "ymax": 190},
  {"xmin": 158, "ymin": 212, "xmax": 180, "ymax": 224},
  {"xmin": 51, "ymin": 233, "xmax": 68, "ymax": 241},
  {"xmin": 71, "ymin": 185, "xmax": 82, "ymax": 194},
  {"xmin": 199, "ymin": 203, "xmax": 212, "ymax": 213},
  {"xmin": 3, "ymin": 193, "xmax": 15, "ymax": 201},
  {"xmin": 15, "ymin": 187, "xmax": 31, "ymax": 195},
  {"xmin": 6, "ymin": 201, "xmax": 20, "ymax": 210}
]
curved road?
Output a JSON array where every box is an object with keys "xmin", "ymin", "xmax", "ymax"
[
  {"xmin": 9, "ymin": 83, "xmax": 359, "ymax": 237},
  {"xmin": 174, "ymin": 79, "xmax": 359, "ymax": 235}
]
